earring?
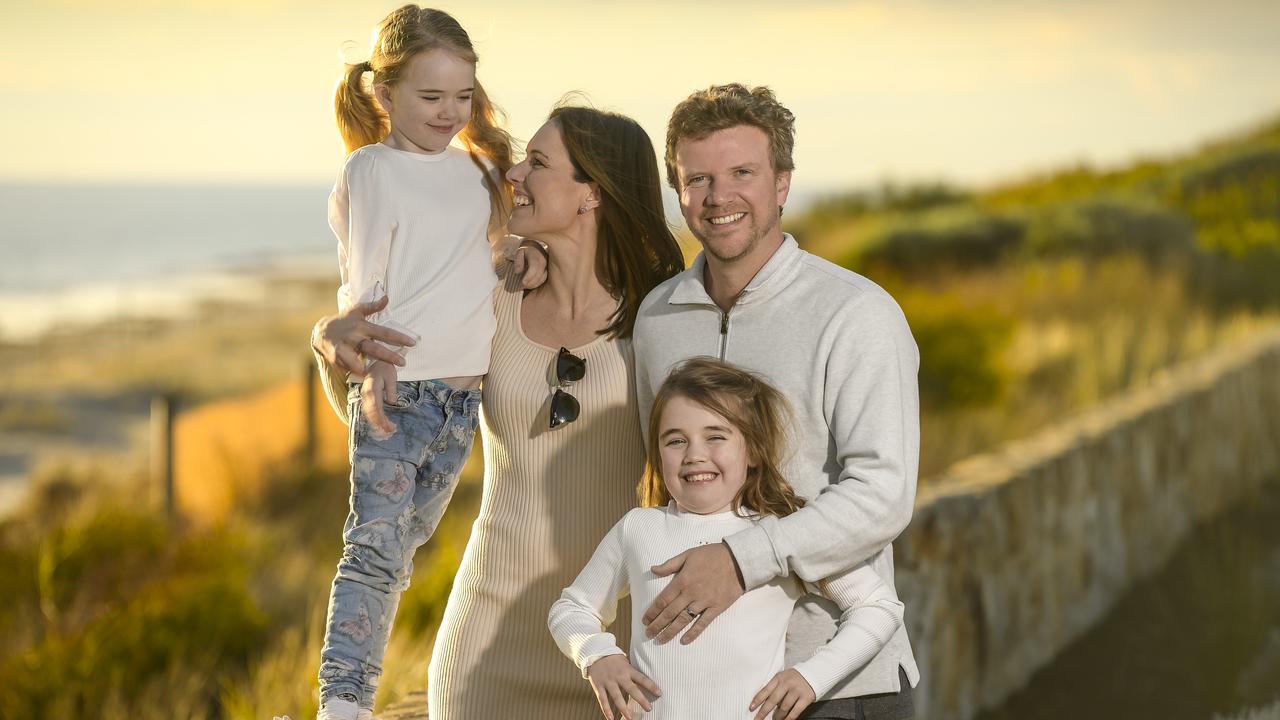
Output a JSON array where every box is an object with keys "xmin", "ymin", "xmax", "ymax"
[{"xmin": 577, "ymin": 205, "xmax": 589, "ymax": 215}]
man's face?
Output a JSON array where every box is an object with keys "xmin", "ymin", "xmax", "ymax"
[{"xmin": 674, "ymin": 125, "xmax": 792, "ymax": 266}]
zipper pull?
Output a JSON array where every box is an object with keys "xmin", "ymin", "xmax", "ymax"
[{"xmin": 720, "ymin": 311, "xmax": 729, "ymax": 334}]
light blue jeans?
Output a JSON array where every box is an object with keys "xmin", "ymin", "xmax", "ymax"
[{"xmin": 318, "ymin": 380, "xmax": 480, "ymax": 711}]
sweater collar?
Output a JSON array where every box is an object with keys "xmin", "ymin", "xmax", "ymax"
[
  {"xmin": 668, "ymin": 234, "xmax": 803, "ymax": 308},
  {"xmin": 664, "ymin": 500, "xmax": 759, "ymax": 522}
]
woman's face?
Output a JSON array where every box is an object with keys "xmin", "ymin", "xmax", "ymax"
[{"xmin": 506, "ymin": 121, "xmax": 595, "ymax": 238}]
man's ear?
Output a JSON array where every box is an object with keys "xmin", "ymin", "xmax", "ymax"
[{"xmin": 775, "ymin": 170, "xmax": 793, "ymax": 209}]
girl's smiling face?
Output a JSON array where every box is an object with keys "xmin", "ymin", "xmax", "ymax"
[
  {"xmin": 658, "ymin": 395, "xmax": 751, "ymax": 515},
  {"xmin": 375, "ymin": 48, "xmax": 475, "ymax": 154}
]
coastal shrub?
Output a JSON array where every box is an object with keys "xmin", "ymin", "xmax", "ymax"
[
  {"xmin": 897, "ymin": 290, "xmax": 1015, "ymax": 410},
  {"xmin": 1, "ymin": 571, "xmax": 266, "ymax": 718},
  {"xmin": 1022, "ymin": 197, "xmax": 1197, "ymax": 265},
  {"xmin": 850, "ymin": 205, "xmax": 1027, "ymax": 275},
  {"xmin": 0, "ymin": 490, "xmax": 269, "ymax": 719}
]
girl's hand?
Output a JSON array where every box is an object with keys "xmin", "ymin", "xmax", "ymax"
[
  {"xmin": 585, "ymin": 654, "xmax": 661, "ymax": 720},
  {"xmin": 750, "ymin": 668, "xmax": 815, "ymax": 720},
  {"xmin": 513, "ymin": 238, "xmax": 549, "ymax": 290},
  {"xmin": 360, "ymin": 361, "xmax": 399, "ymax": 437},
  {"xmin": 312, "ymin": 296, "xmax": 417, "ymax": 377}
]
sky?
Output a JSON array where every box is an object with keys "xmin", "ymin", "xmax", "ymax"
[{"xmin": 3, "ymin": 0, "xmax": 1280, "ymax": 193}]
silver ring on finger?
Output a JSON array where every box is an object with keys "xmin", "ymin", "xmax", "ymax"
[{"xmin": 684, "ymin": 607, "xmax": 700, "ymax": 619}]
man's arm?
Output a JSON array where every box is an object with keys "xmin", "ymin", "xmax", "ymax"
[
  {"xmin": 725, "ymin": 292, "xmax": 920, "ymax": 588},
  {"xmin": 790, "ymin": 562, "xmax": 904, "ymax": 697}
]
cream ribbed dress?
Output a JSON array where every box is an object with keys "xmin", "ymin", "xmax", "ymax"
[{"xmin": 427, "ymin": 279, "xmax": 643, "ymax": 719}]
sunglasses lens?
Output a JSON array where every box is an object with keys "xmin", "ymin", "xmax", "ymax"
[
  {"xmin": 549, "ymin": 388, "xmax": 580, "ymax": 429},
  {"xmin": 556, "ymin": 347, "xmax": 586, "ymax": 384}
]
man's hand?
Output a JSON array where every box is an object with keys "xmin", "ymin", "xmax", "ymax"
[
  {"xmin": 585, "ymin": 654, "xmax": 661, "ymax": 720},
  {"xmin": 360, "ymin": 361, "xmax": 399, "ymax": 437},
  {"xmin": 312, "ymin": 296, "xmax": 417, "ymax": 378},
  {"xmin": 750, "ymin": 668, "xmax": 816, "ymax": 720},
  {"xmin": 643, "ymin": 542, "xmax": 745, "ymax": 644}
]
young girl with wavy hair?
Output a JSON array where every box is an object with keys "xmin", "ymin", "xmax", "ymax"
[
  {"xmin": 317, "ymin": 6, "xmax": 528, "ymax": 719},
  {"xmin": 549, "ymin": 357, "xmax": 906, "ymax": 720}
]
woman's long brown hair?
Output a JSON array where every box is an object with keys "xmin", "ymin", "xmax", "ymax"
[{"xmin": 549, "ymin": 105, "xmax": 685, "ymax": 339}]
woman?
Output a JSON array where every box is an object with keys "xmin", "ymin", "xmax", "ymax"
[{"xmin": 311, "ymin": 106, "xmax": 684, "ymax": 718}]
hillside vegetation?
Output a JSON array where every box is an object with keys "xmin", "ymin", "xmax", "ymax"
[{"xmin": 788, "ymin": 115, "xmax": 1280, "ymax": 474}]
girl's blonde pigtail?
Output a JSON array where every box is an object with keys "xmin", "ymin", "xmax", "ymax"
[{"xmin": 334, "ymin": 62, "xmax": 387, "ymax": 154}]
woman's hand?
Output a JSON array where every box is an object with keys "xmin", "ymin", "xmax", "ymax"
[
  {"xmin": 360, "ymin": 361, "xmax": 400, "ymax": 437},
  {"xmin": 311, "ymin": 296, "xmax": 417, "ymax": 378},
  {"xmin": 750, "ymin": 668, "xmax": 816, "ymax": 720},
  {"xmin": 585, "ymin": 654, "xmax": 661, "ymax": 720}
]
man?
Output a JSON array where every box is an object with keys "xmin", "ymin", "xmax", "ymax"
[{"xmin": 633, "ymin": 84, "xmax": 920, "ymax": 719}]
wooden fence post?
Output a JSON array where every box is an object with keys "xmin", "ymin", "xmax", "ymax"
[
  {"xmin": 304, "ymin": 356, "xmax": 318, "ymax": 467},
  {"xmin": 150, "ymin": 393, "xmax": 175, "ymax": 516}
]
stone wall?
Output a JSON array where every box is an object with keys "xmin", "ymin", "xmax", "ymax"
[{"xmin": 895, "ymin": 327, "xmax": 1280, "ymax": 719}]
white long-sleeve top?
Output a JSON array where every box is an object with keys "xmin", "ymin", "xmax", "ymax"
[
  {"xmin": 329, "ymin": 142, "xmax": 498, "ymax": 381},
  {"xmin": 547, "ymin": 504, "xmax": 904, "ymax": 719}
]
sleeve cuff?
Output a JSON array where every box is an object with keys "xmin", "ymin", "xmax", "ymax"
[
  {"xmin": 723, "ymin": 520, "xmax": 783, "ymax": 590},
  {"xmin": 580, "ymin": 647, "xmax": 627, "ymax": 679},
  {"xmin": 792, "ymin": 658, "xmax": 839, "ymax": 699}
]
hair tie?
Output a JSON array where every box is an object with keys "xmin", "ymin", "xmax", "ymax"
[{"xmin": 361, "ymin": 61, "xmax": 374, "ymax": 73}]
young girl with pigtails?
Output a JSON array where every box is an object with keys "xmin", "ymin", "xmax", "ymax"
[
  {"xmin": 316, "ymin": 6, "xmax": 542, "ymax": 719},
  {"xmin": 549, "ymin": 357, "xmax": 906, "ymax": 720}
]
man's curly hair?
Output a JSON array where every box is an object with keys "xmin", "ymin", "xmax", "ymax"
[{"xmin": 664, "ymin": 83, "xmax": 796, "ymax": 189}]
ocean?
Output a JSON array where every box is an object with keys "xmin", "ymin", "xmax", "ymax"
[
  {"xmin": 0, "ymin": 180, "xmax": 828, "ymax": 341},
  {"xmin": 0, "ymin": 182, "xmax": 337, "ymax": 340}
]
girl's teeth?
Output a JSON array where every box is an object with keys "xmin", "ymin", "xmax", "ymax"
[{"xmin": 685, "ymin": 473, "xmax": 716, "ymax": 483}]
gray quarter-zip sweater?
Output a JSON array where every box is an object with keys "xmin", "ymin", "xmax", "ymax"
[{"xmin": 633, "ymin": 235, "xmax": 920, "ymax": 698}]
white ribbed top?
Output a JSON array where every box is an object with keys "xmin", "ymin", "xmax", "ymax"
[
  {"xmin": 427, "ymin": 277, "xmax": 645, "ymax": 719},
  {"xmin": 329, "ymin": 143, "xmax": 497, "ymax": 381},
  {"xmin": 548, "ymin": 505, "xmax": 905, "ymax": 719}
]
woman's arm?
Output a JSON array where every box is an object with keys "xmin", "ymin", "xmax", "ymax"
[{"xmin": 311, "ymin": 297, "xmax": 418, "ymax": 424}]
